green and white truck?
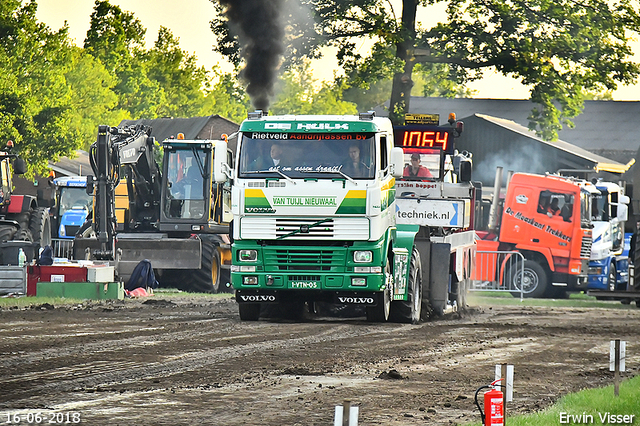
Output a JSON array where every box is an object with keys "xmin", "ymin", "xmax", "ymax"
[{"xmin": 214, "ymin": 111, "xmax": 478, "ymax": 322}]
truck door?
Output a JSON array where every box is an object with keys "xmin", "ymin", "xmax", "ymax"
[
  {"xmin": 500, "ymin": 185, "xmax": 536, "ymax": 244},
  {"xmin": 531, "ymin": 190, "xmax": 575, "ymax": 258}
]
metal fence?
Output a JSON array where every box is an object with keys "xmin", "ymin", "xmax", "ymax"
[
  {"xmin": 51, "ymin": 238, "xmax": 75, "ymax": 260},
  {"xmin": 468, "ymin": 250, "xmax": 525, "ymax": 300}
]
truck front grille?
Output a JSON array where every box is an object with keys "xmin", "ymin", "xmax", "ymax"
[
  {"xmin": 240, "ymin": 217, "xmax": 369, "ymax": 240},
  {"xmin": 580, "ymin": 235, "xmax": 592, "ymax": 258},
  {"xmin": 263, "ymin": 248, "xmax": 346, "ymax": 271},
  {"xmin": 275, "ymin": 219, "xmax": 334, "ymax": 239}
]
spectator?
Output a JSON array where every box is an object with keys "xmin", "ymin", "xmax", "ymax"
[{"xmin": 403, "ymin": 153, "xmax": 433, "ymax": 178}]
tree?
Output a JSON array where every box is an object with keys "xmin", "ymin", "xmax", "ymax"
[
  {"xmin": 203, "ymin": 67, "xmax": 252, "ymax": 123},
  {"xmin": 65, "ymin": 47, "xmax": 126, "ymax": 150},
  {"xmin": 270, "ymin": 61, "xmax": 357, "ymax": 115},
  {"xmin": 0, "ymin": 0, "xmax": 83, "ymax": 174},
  {"xmin": 144, "ymin": 27, "xmax": 212, "ymax": 118},
  {"xmin": 212, "ymin": 0, "xmax": 640, "ymax": 140},
  {"xmin": 84, "ymin": 0, "xmax": 165, "ymax": 119}
]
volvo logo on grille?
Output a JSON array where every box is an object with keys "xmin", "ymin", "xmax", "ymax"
[
  {"xmin": 337, "ymin": 296, "xmax": 375, "ymax": 304},
  {"xmin": 300, "ymin": 225, "xmax": 310, "ymax": 233},
  {"xmin": 240, "ymin": 295, "xmax": 276, "ymax": 302}
]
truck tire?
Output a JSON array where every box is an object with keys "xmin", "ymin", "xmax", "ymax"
[
  {"xmin": 508, "ymin": 259, "xmax": 548, "ymax": 298},
  {"xmin": 239, "ymin": 303, "xmax": 261, "ymax": 321},
  {"xmin": 366, "ymin": 261, "xmax": 391, "ymax": 322},
  {"xmin": 390, "ymin": 247, "xmax": 422, "ymax": 324},
  {"xmin": 29, "ymin": 207, "xmax": 52, "ymax": 247},
  {"xmin": 182, "ymin": 234, "xmax": 221, "ymax": 293},
  {"xmin": 0, "ymin": 225, "xmax": 16, "ymax": 243}
]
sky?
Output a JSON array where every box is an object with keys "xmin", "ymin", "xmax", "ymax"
[{"xmin": 34, "ymin": 0, "xmax": 640, "ymax": 101}]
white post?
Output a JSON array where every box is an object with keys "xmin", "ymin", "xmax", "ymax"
[{"xmin": 334, "ymin": 403, "xmax": 359, "ymax": 426}]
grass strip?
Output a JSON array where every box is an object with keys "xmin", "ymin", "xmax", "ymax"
[{"xmin": 465, "ymin": 375, "xmax": 640, "ymax": 426}]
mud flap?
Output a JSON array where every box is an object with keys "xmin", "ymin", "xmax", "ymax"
[{"xmin": 428, "ymin": 242, "xmax": 451, "ymax": 316}]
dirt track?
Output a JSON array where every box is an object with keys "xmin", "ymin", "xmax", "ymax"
[{"xmin": 1, "ymin": 295, "xmax": 639, "ymax": 426}]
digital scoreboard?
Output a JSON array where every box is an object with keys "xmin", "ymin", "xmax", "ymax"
[{"xmin": 393, "ymin": 125, "xmax": 455, "ymax": 155}]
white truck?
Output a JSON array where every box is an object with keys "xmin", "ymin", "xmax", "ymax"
[{"xmin": 214, "ymin": 111, "xmax": 478, "ymax": 321}]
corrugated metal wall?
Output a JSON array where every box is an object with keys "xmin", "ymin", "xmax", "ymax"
[{"xmin": 455, "ymin": 115, "xmax": 597, "ymax": 185}]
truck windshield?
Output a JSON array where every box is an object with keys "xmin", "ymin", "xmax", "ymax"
[
  {"xmin": 59, "ymin": 187, "xmax": 92, "ymax": 215},
  {"xmin": 591, "ymin": 190, "xmax": 609, "ymax": 221},
  {"xmin": 164, "ymin": 148, "xmax": 208, "ymax": 220},
  {"xmin": 238, "ymin": 133, "xmax": 376, "ymax": 179},
  {"xmin": 580, "ymin": 190, "xmax": 592, "ymax": 227}
]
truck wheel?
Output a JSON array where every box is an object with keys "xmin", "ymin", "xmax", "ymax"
[
  {"xmin": 607, "ymin": 263, "xmax": 617, "ymax": 292},
  {"xmin": 183, "ymin": 234, "xmax": 221, "ymax": 293},
  {"xmin": 366, "ymin": 262, "xmax": 391, "ymax": 322},
  {"xmin": 508, "ymin": 260, "xmax": 548, "ymax": 298},
  {"xmin": 390, "ymin": 247, "xmax": 422, "ymax": 324},
  {"xmin": 238, "ymin": 303, "xmax": 261, "ymax": 321},
  {"xmin": 29, "ymin": 207, "xmax": 52, "ymax": 247}
]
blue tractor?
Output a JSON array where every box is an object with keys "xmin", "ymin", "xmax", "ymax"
[{"xmin": 51, "ymin": 176, "xmax": 91, "ymax": 257}]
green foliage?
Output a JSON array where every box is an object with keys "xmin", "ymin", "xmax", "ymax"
[
  {"xmin": 84, "ymin": 0, "xmax": 164, "ymax": 119},
  {"xmin": 65, "ymin": 47, "xmax": 126, "ymax": 150},
  {"xmin": 0, "ymin": 0, "xmax": 82, "ymax": 175},
  {"xmin": 204, "ymin": 67, "xmax": 252, "ymax": 123},
  {"xmin": 420, "ymin": 0, "xmax": 640, "ymax": 139},
  {"xmin": 269, "ymin": 62, "xmax": 357, "ymax": 115},
  {"xmin": 212, "ymin": 0, "xmax": 640, "ymax": 139},
  {"xmin": 144, "ymin": 27, "xmax": 212, "ymax": 118}
]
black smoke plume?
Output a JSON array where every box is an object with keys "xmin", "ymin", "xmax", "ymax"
[{"xmin": 218, "ymin": 0, "xmax": 285, "ymax": 111}]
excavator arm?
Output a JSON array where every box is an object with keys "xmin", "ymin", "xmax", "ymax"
[{"xmin": 87, "ymin": 124, "xmax": 162, "ymax": 260}]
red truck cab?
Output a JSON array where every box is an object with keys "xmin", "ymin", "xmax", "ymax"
[{"xmin": 477, "ymin": 173, "xmax": 592, "ymax": 297}]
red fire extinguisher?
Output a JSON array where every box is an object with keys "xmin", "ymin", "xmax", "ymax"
[{"xmin": 474, "ymin": 378, "xmax": 504, "ymax": 426}]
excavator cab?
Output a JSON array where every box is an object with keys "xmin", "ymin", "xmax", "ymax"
[{"xmin": 163, "ymin": 145, "xmax": 209, "ymax": 221}]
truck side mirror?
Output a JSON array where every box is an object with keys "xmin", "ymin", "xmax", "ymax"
[
  {"xmin": 390, "ymin": 147, "xmax": 404, "ymax": 178},
  {"xmin": 214, "ymin": 140, "xmax": 229, "ymax": 183},
  {"xmin": 458, "ymin": 160, "xmax": 472, "ymax": 182},
  {"xmin": 13, "ymin": 158, "xmax": 26, "ymax": 175}
]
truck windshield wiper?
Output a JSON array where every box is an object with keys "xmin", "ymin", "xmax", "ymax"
[
  {"xmin": 277, "ymin": 218, "xmax": 332, "ymax": 240},
  {"xmin": 247, "ymin": 168, "xmax": 296, "ymax": 184},
  {"xmin": 303, "ymin": 169, "xmax": 357, "ymax": 184}
]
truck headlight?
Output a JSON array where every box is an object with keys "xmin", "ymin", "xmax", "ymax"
[
  {"xmin": 351, "ymin": 277, "xmax": 366, "ymax": 286},
  {"xmin": 354, "ymin": 250, "xmax": 373, "ymax": 263},
  {"xmin": 239, "ymin": 249, "xmax": 257, "ymax": 261},
  {"xmin": 243, "ymin": 276, "xmax": 258, "ymax": 285},
  {"xmin": 59, "ymin": 224, "xmax": 66, "ymax": 237}
]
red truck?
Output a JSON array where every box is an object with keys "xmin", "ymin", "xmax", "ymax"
[{"xmin": 476, "ymin": 172, "xmax": 593, "ymax": 298}]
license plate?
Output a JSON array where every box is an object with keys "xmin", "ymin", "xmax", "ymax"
[{"xmin": 289, "ymin": 281, "xmax": 320, "ymax": 289}]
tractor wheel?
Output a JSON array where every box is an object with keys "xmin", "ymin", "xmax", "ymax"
[
  {"xmin": 0, "ymin": 225, "xmax": 16, "ymax": 244},
  {"xmin": 366, "ymin": 261, "xmax": 392, "ymax": 322},
  {"xmin": 182, "ymin": 234, "xmax": 222, "ymax": 293},
  {"xmin": 29, "ymin": 207, "xmax": 52, "ymax": 247},
  {"xmin": 390, "ymin": 247, "xmax": 422, "ymax": 324},
  {"xmin": 12, "ymin": 212, "xmax": 31, "ymax": 230},
  {"xmin": 14, "ymin": 227, "xmax": 33, "ymax": 242},
  {"xmin": 508, "ymin": 259, "xmax": 548, "ymax": 298},
  {"xmin": 238, "ymin": 303, "xmax": 261, "ymax": 321}
]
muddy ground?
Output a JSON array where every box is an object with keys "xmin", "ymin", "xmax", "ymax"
[{"xmin": 1, "ymin": 295, "xmax": 639, "ymax": 426}]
